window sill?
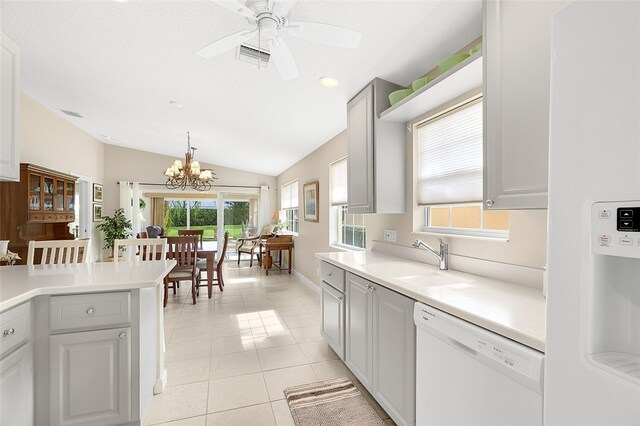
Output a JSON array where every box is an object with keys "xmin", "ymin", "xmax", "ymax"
[
  {"xmin": 329, "ymin": 244, "xmax": 366, "ymax": 252},
  {"xmin": 417, "ymin": 227, "xmax": 509, "ymax": 242}
]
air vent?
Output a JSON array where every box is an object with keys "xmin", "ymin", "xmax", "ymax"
[
  {"xmin": 236, "ymin": 44, "xmax": 270, "ymax": 67},
  {"xmin": 61, "ymin": 110, "xmax": 83, "ymax": 118}
]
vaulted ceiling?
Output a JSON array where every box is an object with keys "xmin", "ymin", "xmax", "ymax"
[{"xmin": 1, "ymin": 0, "xmax": 482, "ymax": 176}]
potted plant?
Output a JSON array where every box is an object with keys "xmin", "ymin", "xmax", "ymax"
[{"xmin": 97, "ymin": 208, "xmax": 132, "ymax": 257}]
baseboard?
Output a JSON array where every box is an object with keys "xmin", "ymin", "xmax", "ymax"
[
  {"xmin": 293, "ymin": 270, "xmax": 321, "ymax": 294},
  {"xmin": 153, "ymin": 369, "xmax": 167, "ymax": 395}
]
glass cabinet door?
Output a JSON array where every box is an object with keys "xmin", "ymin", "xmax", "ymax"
[
  {"xmin": 29, "ymin": 173, "xmax": 42, "ymax": 210},
  {"xmin": 55, "ymin": 179, "xmax": 65, "ymax": 211},
  {"xmin": 43, "ymin": 177, "xmax": 54, "ymax": 211},
  {"xmin": 66, "ymin": 182, "xmax": 75, "ymax": 212}
]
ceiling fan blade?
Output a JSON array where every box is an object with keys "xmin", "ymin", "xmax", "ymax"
[
  {"xmin": 210, "ymin": 0, "xmax": 257, "ymax": 19},
  {"xmin": 272, "ymin": 0, "xmax": 299, "ymax": 17},
  {"xmin": 286, "ymin": 21, "xmax": 361, "ymax": 49},
  {"xmin": 196, "ymin": 29, "xmax": 257, "ymax": 59},
  {"xmin": 268, "ymin": 38, "xmax": 298, "ymax": 80}
]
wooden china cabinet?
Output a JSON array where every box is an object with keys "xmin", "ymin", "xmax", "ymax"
[{"xmin": 0, "ymin": 164, "xmax": 78, "ymax": 264}]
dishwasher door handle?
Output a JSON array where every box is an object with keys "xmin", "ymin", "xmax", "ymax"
[{"xmin": 448, "ymin": 338, "xmax": 478, "ymax": 357}]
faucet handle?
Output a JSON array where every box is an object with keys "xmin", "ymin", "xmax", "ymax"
[{"xmin": 438, "ymin": 238, "xmax": 447, "ymax": 246}]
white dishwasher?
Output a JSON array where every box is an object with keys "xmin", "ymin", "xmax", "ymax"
[{"xmin": 414, "ymin": 302, "xmax": 544, "ymax": 426}]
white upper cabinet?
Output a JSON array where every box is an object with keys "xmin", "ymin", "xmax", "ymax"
[
  {"xmin": 347, "ymin": 78, "xmax": 406, "ymax": 214},
  {"xmin": 483, "ymin": 0, "xmax": 569, "ymax": 209},
  {"xmin": 0, "ymin": 32, "xmax": 20, "ymax": 182}
]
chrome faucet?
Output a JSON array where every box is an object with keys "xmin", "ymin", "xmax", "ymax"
[{"xmin": 412, "ymin": 238, "xmax": 449, "ymax": 270}]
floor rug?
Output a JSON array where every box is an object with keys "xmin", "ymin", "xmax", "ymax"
[{"xmin": 283, "ymin": 377, "xmax": 386, "ymax": 426}]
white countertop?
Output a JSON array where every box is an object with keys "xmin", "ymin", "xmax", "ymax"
[
  {"xmin": 0, "ymin": 260, "xmax": 176, "ymax": 312},
  {"xmin": 316, "ymin": 251, "xmax": 545, "ymax": 352}
]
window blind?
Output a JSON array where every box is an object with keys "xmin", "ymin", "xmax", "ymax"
[
  {"xmin": 281, "ymin": 180, "xmax": 298, "ymax": 209},
  {"xmin": 417, "ymin": 99, "xmax": 483, "ymax": 205},
  {"xmin": 330, "ymin": 158, "xmax": 348, "ymax": 206}
]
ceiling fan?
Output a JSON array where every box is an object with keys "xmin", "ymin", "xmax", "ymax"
[{"xmin": 196, "ymin": 0, "xmax": 362, "ymax": 80}]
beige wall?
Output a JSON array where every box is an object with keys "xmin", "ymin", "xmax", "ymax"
[
  {"xmin": 102, "ymin": 144, "xmax": 277, "ymax": 226},
  {"xmin": 19, "ymin": 93, "xmax": 105, "ymax": 258},
  {"xmin": 277, "ymin": 127, "xmax": 548, "ymax": 288},
  {"xmin": 277, "ymin": 131, "xmax": 348, "ymax": 284}
]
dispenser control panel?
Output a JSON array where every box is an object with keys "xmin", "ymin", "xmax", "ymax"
[{"xmin": 592, "ymin": 201, "xmax": 640, "ymax": 258}]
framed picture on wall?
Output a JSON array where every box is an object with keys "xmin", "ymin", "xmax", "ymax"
[
  {"xmin": 93, "ymin": 204, "xmax": 103, "ymax": 222},
  {"xmin": 303, "ymin": 181, "xmax": 319, "ymax": 222},
  {"xmin": 93, "ymin": 183, "xmax": 103, "ymax": 202}
]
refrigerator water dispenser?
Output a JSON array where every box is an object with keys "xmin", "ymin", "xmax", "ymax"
[{"xmin": 589, "ymin": 201, "xmax": 640, "ymax": 384}]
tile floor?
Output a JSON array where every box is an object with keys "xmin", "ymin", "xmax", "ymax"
[{"xmin": 145, "ymin": 262, "xmax": 394, "ymax": 426}]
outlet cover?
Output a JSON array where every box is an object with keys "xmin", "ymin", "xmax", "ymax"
[{"xmin": 384, "ymin": 229, "xmax": 398, "ymax": 243}]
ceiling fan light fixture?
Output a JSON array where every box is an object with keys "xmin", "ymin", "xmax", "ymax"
[{"xmin": 319, "ymin": 76, "xmax": 340, "ymax": 88}]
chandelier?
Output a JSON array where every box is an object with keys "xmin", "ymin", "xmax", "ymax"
[{"xmin": 164, "ymin": 132, "xmax": 216, "ymax": 191}]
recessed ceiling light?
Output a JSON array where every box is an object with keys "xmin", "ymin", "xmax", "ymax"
[
  {"xmin": 319, "ymin": 76, "xmax": 340, "ymax": 88},
  {"xmin": 169, "ymin": 101, "xmax": 183, "ymax": 108}
]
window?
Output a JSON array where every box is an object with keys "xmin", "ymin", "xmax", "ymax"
[
  {"xmin": 417, "ymin": 97, "xmax": 509, "ymax": 238},
  {"xmin": 281, "ymin": 180, "xmax": 299, "ymax": 233},
  {"xmin": 330, "ymin": 158, "xmax": 366, "ymax": 249}
]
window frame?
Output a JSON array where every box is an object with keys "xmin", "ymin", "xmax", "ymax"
[
  {"xmin": 413, "ymin": 93, "xmax": 510, "ymax": 240},
  {"xmin": 280, "ymin": 180, "xmax": 299, "ymax": 235},
  {"xmin": 329, "ymin": 158, "xmax": 366, "ymax": 250}
]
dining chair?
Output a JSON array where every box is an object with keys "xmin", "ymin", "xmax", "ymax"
[
  {"xmin": 197, "ymin": 231, "xmax": 228, "ymax": 293},
  {"xmin": 164, "ymin": 236, "xmax": 200, "ymax": 307},
  {"xmin": 113, "ymin": 238, "xmax": 167, "ymax": 262},
  {"xmin": 26, "ymin": 239, "xmax": 90, "ymax": 265},
  {"xmin": 178, "ymin": 229, "xmax": 204, "ymax": 249},
  {"xmin": 237, "ymin": 225, "xmax": 275, "ymax": 267}
]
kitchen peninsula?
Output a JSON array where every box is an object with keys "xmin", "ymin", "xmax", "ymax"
[{"xmin": 0, "ymin": 260, "xmax": 175, "ymax": 426}]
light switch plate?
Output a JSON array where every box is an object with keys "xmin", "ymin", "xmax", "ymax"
[{"xmin": 384, "ymin": 229, "xmax": 398, "ymax": 242}]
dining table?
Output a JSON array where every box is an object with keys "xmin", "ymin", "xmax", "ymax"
[{"xmin": 198, "ymin": 240, "xmax": 218, "ymax": 296}]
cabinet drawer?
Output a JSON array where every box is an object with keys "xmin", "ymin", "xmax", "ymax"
[
  {"xmin": 44, "ymin": 213, "xmax": 56, "ymax": 222},
  {"xmin": 50, "ymin": 292, "xmax": 131, "ymax": 331},
  {"xmin": 320, "ymin": 261, "xmax": 345, "ymax": 292},
  {"xmin": 29, "ymin": 213, "xmax": 44, "ymax": 222},
  {"xmin": 0, "ymin": 302, "xmax": 31, "ymax": 357}
]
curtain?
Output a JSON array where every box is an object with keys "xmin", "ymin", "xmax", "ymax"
[
  {"xmin": 151, "ymin": 197, "xmax": 165, "ymax": 227},
  {"xmin": 258, "ymin": 185, "xmax": 271, "ymax": 231},
  {"xmin": 132, "ymin": 182, "xmax": 141, "ymax": 236},
  {"xmin": 119, "ymin": 181, "xmax": 133, "ymax": 238}
]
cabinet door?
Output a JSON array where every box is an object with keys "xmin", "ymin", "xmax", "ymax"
[
  {"xmin": 483, "ymin": 0, "xmax": 569, "ymax": 209},
  {"xmin": 50, "ymin": 327, "xmax": 131, "ymax": 426},
  {"xmin": 372, "ymin": 285, "xmax": 416, "ymax": 426},
  {"xmin": 345, "ymin": 273, "xmax": 373, "ymax": 388},
  {"xmin": 347, "ymin": 84, "xmax": 374, "ymax": 214},
  {"xmin": 0, "ymin": 343, "xmax": 33, "ymax": 426},
  {"xmin": 0, "ymin": 33, "xmax": 20, "ymax": 182},
  {"xmin": 321, "ymin": 282, "xmax": 345, "ymax": 360}
]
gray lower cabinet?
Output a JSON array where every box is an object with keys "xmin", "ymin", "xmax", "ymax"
[
  {"xmin": 49, "ymin": 327, "xmax": 131, "ymax": 426},
  {"xmin": 345, "ymin": 273, "xmax": 374, "ymax": 389},
  {"xmin": 321, "ymin": 282, "xmax": 345, "ymax": 360},
  {"xmin": 345, "ymin": 272, "xmax": 415, "ymax": 426},
  {"xmin": 372, "ymin": 285, "xmax": 415, "ymax": 426},
  {"xmin": 0, "ymin": 342, "xmax": 33, "ymax": 425}
]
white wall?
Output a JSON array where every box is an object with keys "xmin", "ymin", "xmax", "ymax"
[
  {"xmin": 277, "ymin": 127, "xmax": 548, "ymax": 288},
  {"xmin": 19, "ymin": 93, "xmax": 105, "ymax": 259}
]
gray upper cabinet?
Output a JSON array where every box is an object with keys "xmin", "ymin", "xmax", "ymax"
[
  {"xmin": 347, "ymin": 78, "xmax": 406, "ymax": 214},
  {"xmin": 483, "ymin": 0, "xmax": 569, "ymax": 210}
]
